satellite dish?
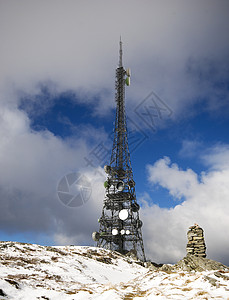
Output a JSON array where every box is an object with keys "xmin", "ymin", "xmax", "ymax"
[
  {"xmin": 120, "ymin": 229, "xmax": 125, "ymax": 235},
  {"xmin": 112, "ymin": 228, "xmax": 118, "ymax": 236},
  {"xmin": 126, "ymin": 230, "xmax": 130, "ymax": 235},
  {"xmin": 92, "ymin": 231, "xmax": 100, "ymax": 241},
  {"xmin": 119, "ymin": 209, "xmax": 128, "ymax": 220},
  {"xmin": 116, "ymin": 181, "xmax": 125, "ymax": 191}
]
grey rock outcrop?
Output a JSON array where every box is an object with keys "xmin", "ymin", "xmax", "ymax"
[
  {"xmin": 148, "ymin": 256, "xmax": 228, "ymax": 273},
  {"xmin": 175, "ymin": 255, "xmax": 228, "ymax": 272}
]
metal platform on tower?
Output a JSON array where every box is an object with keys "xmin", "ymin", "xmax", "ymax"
[{"xmin": 92, "ymin": 39, "xmax": 146, "ymax": 262}]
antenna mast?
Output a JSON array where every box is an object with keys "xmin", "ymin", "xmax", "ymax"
[
  {"xmin": 92, "ymin": 39, "xmax": 146, "ymax": 262},
  {"xmin": 119, "ymin": 37, "xmax": 123, "ymax": 67}
]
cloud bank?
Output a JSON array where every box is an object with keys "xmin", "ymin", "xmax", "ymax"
[{"xmin": 1, "ymin": 0, "xmax": 229, "ymax": 116}]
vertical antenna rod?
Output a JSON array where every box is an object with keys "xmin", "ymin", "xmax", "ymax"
[{"xmin": 119, "ymin": 36, "xmax": 123, "ymax": 67}]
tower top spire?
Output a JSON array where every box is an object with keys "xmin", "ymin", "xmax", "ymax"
[{"xmin": 119, "ymin": 36, "xmax": 123, "ymax": 67}]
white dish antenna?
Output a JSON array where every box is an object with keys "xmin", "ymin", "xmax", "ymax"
[
  {"xmin": 112, "ymin": 228, "xmax": 118, "ymax": 236},
  {"xmin": 92, "ymin": 231, "xmax": 100, "ymax": 241},
  {"xmin": 119, "ymin": 209, "xmax": 128, "ymax": 220},
  {"xmin": 116, "ymin": 181, "xmax": 125, "ymax": 192}
]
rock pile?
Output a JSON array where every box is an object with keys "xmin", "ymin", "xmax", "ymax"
[{"xmin": 186, "ymin": 224, "xmax": 206, "ymax": 258}]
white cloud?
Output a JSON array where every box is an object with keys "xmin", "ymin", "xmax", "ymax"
[
  {"xmin": 141, "ymin": 152, "xmax": 229, "ymax": 265},
  {"xmin": 53, "ymin": 167, "xmax": 106, "ymax": 246},
  {"xmin": 0, "ymin": 100, "xmax": 107, "ymax": 243},
  {"xmin": 201, "ymin": 144, "xmax": 229, "ymax": 170},
  {"xmin": 0, "ymin": 107, "xmax": 85, "ymax": 191},
  {"xmin": 147, "ymin": 157, "xmax": 199, "ymax": 199}
]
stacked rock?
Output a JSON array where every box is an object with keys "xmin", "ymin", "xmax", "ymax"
[{"xmin": 186, "ymin": 224, "xmax": 206, "ymax": 258}]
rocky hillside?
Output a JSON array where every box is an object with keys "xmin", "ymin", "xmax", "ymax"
[{"xmin": 0, "ymin": 241, "xmax": 229, "ymax": 299}]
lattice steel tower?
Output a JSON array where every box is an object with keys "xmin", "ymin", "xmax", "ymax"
[{"xmin": 92, "ymin": 39, "xmax": 145, "ymax": 261}]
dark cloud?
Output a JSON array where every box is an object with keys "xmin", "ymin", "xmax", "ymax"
[{"xmin": 0, "ymin": 1, "xmax": 228, "ymax": 114}]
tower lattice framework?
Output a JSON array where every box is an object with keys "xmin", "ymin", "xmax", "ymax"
[{"xmin": 92, "ymin": 39, "xmax": 145, "ymax": 262}]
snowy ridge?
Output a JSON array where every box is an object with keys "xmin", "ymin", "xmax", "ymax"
[{"xmin": 0, "ymin": 241, "xmax": 229, "ymax": 299}]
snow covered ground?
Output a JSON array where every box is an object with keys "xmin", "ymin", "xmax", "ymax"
[{"xmin": 0, "ymin": 241, "xmax": 229, "ymax": 299}]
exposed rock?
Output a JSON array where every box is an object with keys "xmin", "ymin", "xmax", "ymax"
[
  {"xmin": 214, "ymin": 271, "xmax": 229, "ymax": 280},
  {"xmin": 146, "ymin": 256, "xmax": 228, "ymax": 273},
  {"xmin": 0, "ymin": 288, "xmax": 7, "ymax": 297},
  {"xmin": 5, "ymin": 278, "xmax": 20, "ymax": 289},
  {"xmin": 175, "ymin": 255, "xmax": 228, "ymax": 272},
  {"xmin": 204, "ymin": 275, "xmax": 218, "ymax": 286},
  {"xmin": 125, "ymin": 249, "xmax": 138, "ymax": 261},
  {"xmin": 145, "ymin": 261, "xmax": 163, "ymax": 271},
  {"xmin": 159, "ymin": 264, "xmax": 174, "ymax": 273}
]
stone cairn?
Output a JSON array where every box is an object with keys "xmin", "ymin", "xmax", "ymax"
[{"xmin": 186, "ymin": 224, "xmax": 206, "ymax": 258}]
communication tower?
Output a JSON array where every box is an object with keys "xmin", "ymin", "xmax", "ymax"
[{"xmin": 92, "ymin": 39, "xmax": 145, "ymax": 261}]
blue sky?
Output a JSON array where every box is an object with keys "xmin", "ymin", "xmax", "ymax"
[{"xmin": 1, "ymin": 0, "xmax": 229, "ymax": 264}]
